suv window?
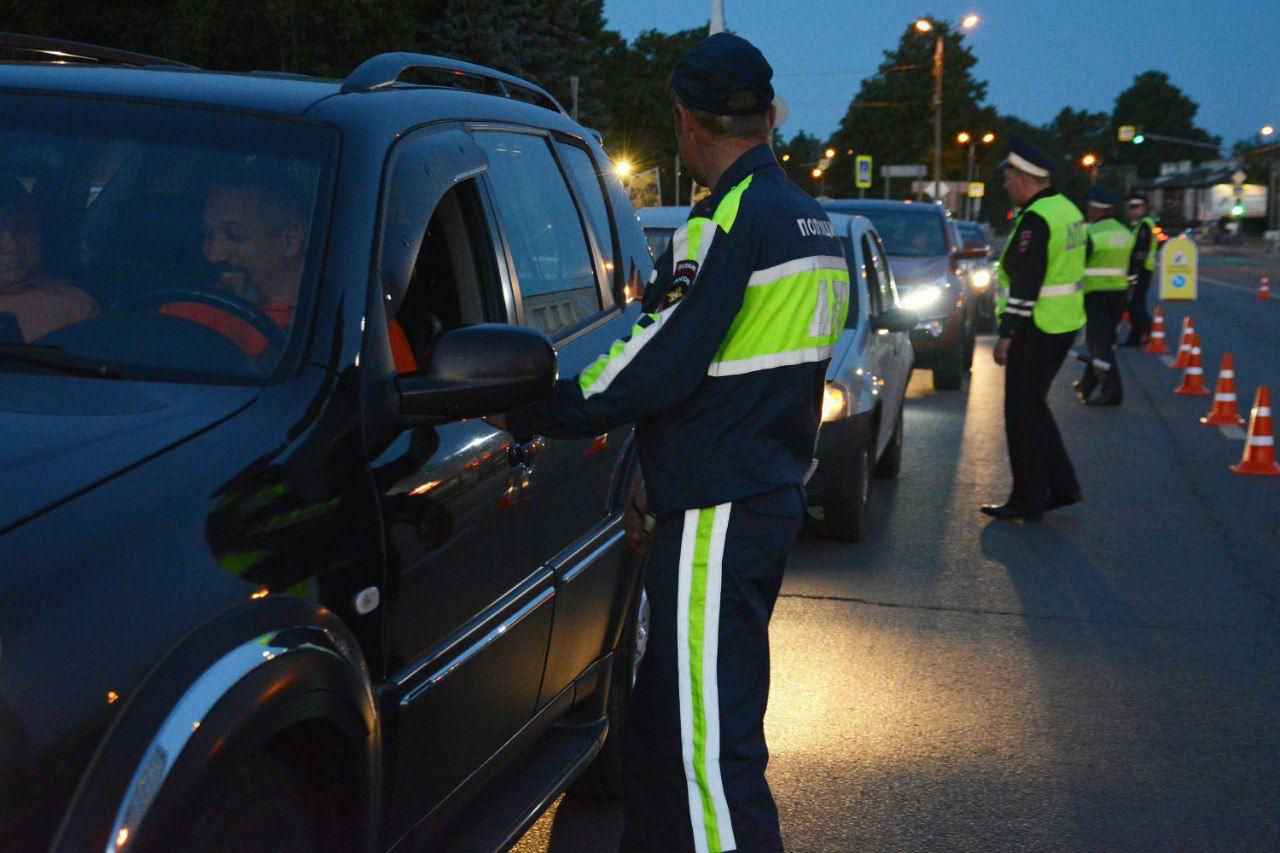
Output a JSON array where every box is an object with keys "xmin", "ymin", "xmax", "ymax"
[
  {"xmin": 474, "ymin": 131, "xmax": 601, "ymax": 340},
  {"xmin": 554, "ymin": 140, "xmax": 617, "ymax": 308},
  {"xmin": 0, "ymin": 93, "xmax": 336, "ymax": 383}
]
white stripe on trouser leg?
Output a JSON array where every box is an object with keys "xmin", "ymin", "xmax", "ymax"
[
  {"xmin": 676, "ymin": 503, "xmax": 737, "ymax": 853},
  {"xmin": 701, "ymin": 504, "xmax": 734, "ymax": 850}
]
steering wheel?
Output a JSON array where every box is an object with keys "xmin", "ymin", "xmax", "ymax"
[{"xmin": 126, "ymin": 286, "xmax": 287, "ymax": 353}]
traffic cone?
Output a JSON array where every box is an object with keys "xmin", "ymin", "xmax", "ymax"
[
  {"xmin": 1174, "ymin": 334, "xmax": 1210, "ymax": 396},
  {"xmin": 1144, "ymin": 308, "xmax": 1170, "ymax": 354},
  {"xmin": 1230, "ymin": 386, "xmax": 1280, "ymax": 476},
  {"xmin": 1172, "ymin": 316, "xmax": 1195, "ymax": 368},
  {"xmin": 1201, "ymin": 354, "xmax": 1246, "ymax": 426},
  {"xmin": 1258, "ymin": 276, "xmax": 1271, "ymax": 301}
]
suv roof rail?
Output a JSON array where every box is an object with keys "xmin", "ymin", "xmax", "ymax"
[
  {"xmin": 0, "ymin": 32, "xmax": 195, "ymax": 69},
  {"xmin": 341, "ymin": 52, "xmax": 568, "ymax": 117}
]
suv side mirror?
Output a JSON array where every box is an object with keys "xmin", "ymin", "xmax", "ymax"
[
  {"xmin": 954, "ymin": 242, "xmax": 988, "ymax": 260},
  {"xmin": 396, "ymin": 324, "xmax": 556, "ymax": 421},
  {"xmin": 874, "ymin": 306, "xmax": 918, "ymax": 333}
]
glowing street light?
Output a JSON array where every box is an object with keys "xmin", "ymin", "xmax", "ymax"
[
  {"xmin": 962, "ymin": 13, "xmax": 980, "ymax": 29},
  {"xmin": 1262, "ymin": 125, "xmax": 1275, "ymax": 137},
  {"xmin": 1081, "ymin": 153, "xmax": 1098, "ymax": 168},
  {"xmin": 781, "ymin": 153, "xmax": 791, "ymax": 162},
  {"xmin": 824, "ymin": 148, "xmax": 836, "ymax": 159},
  {"xmin": 982, "ymin": 132, "xmax": 995, "ymax": 144},
  {"xmin": 811, "ymin": 167, "xmax": 824, "ymax": 179},
  {"xmin": 957, "ymin": 131, "xmax": 971, "ymax": 144},
  {"xmin": 613, "ymin": 158, "xmax": 633, "ymax": 179},
  {"xmin": 915, "ymin": 18, "xmax": 933, "ymax": 32}
]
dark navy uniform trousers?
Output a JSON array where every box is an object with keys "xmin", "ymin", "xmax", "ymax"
[{"xmin": 620, "ymin": 489, "xmax": 801, "ymax": 853}]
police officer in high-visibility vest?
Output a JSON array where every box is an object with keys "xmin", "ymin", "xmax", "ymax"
[
  {"xmin": 1121, "ymin": 194, "xmax": 1158, "ymax": 346},
  {"xmin": 983, "ymin": 140, "xmax": 1086, "ymax": 521},
  {"xmin": 493, "ymin": 34, "xmax": 847, "ymax": 851},
  {"xmin": 1076, "ymin": 187, "xmax": 1135, "ymax": 405}
]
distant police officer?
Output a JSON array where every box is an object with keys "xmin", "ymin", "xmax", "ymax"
[
  {"xmin": 983, "ymin": 140, "xmax": 1086, "ymax": 521},
  {"xmin": 497, "ymin": 33, "xmax": 848, "ymax": 851},
  {"xmin": 1076, "ymin": 187, "xmax": 1135, "ymax": 405},
  {"xmin": 1122, "ymin": 194, "xmax": 1158, "ymax": 346}
]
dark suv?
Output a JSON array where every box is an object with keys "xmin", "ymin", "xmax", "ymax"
[{"xmin": 0, "ymin": 36, "xmax": 652, "ymax": 850}]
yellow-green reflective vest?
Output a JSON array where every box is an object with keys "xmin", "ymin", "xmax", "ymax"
[
  {"xmin": 1083, "ymin": 217, "xmax": 1135, "ymax": 292},
  {"xmin": 1132, "ymin": 216, "xmax": 1157, "ymax": 271},
  {"xmin": 996, "ymin": 193, "xmax": 1087, "ymax": 333}
]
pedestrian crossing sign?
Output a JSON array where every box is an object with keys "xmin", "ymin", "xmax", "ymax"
[
  {"xmin": 968, "ymin": 182, "xmax": 985, "ymax": 198},
  {"xmin": 1158, "ymin": 235, "xmax": 1197, "ymax": 300},
  {"xmin": 855, "ymin": 155, "xmax": 873, "ymax": 189}
]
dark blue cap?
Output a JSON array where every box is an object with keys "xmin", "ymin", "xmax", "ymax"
[
  {"xmin": 669, "ymin": 33, "xmax": 774, "ymax": 116},
  {"xmin": 1087, "ymin": 187, "xmax": 1120, "ymax": 207},
  {"xmin": 1000, "ymin": 138, "xmax": 1057, "ymax": 177}
]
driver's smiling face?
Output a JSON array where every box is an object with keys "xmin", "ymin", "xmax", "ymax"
[{"xmin": 202, "ymin": 188, "xmax": 302, "ymax": 306}]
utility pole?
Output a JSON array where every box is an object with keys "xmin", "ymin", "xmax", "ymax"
[
  {"xmin": 568, "ymin": 76, "xmax": 579, "ymax": 123},
  {"xmin": 932, "ymin": 34, "xmax": 943, "ymax": 205}
]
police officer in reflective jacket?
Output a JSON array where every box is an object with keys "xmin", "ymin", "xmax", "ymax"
[
  {"xmin": 1121, "ymin": 194, "xmax": 1158, "ymax": 346},
  {"xmin": 983, "ymin": 140, "xmax": 1086, "ymax": 521},
  {"xmin": 1076, "ymin": 187, "xmax": 1135, "ymax": 405},
  {"xmin": 497, "ymin": 33, "xmax": 848, "ymax": 851}
]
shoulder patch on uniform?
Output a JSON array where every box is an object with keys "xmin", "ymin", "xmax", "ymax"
[
  {"xmin": 1018, "ymin": 229, "xmax": 1033, "ymax": 252},
  {"xmin": 664, "ymin": 258, "xmax": 698, "ymax": 309}
]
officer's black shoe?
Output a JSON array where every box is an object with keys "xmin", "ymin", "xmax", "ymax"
[
  {"xmin": 980, "ymin": 502, "xmax": 1044, "ymax": 522},
  {"xmin": 1045, "ymin": 491, "xmax": 1082, "ymax": 511}
]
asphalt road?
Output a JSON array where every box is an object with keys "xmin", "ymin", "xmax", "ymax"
[{"xmin": 514, "ymin": 249, "xmax": 1280, "ymax": 851}]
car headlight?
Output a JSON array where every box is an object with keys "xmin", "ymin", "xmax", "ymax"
[
  {"xmin": 971, "ymin": 269, "xmax": 992, "ymax": 289},
  {"xmin": 821, "ymin": 384, "xmax": 848, "ymax": 422},
  {"xmin": 899, "ymin": 284, "xmax": 943, "ymax": 313}
]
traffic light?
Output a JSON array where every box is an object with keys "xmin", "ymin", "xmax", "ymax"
[{"xmin": 1133, "ymin": 134, "xmax": 1145, "ymax": 145}]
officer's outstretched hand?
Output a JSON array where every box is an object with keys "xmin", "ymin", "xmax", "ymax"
[
  {"xmin": 993, "ymin": 336, "xmax": 1012, "ymax": 366},
  {"xmin": 624, "ymin": 473, "xmax": 654, "ymax": 557}
]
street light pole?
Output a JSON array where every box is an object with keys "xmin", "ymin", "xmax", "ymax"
[{"xmin": 932, "ymin": 34, "xmax": 943, "ymax": 204}]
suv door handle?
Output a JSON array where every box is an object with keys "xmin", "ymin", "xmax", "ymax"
[{"xmin": 506, "ymin": 435, "xmax": 546, "ymax": 468}]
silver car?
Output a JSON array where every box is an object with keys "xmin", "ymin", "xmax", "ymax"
[{"xmin": 636, "ymin": 207, "xmax": 916, "ymax": 541}]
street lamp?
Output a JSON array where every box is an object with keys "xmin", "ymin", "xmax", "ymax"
[
  {"xmin": 955, "ymin": 131, "xmax": 994, "ymax": 218},
  {"xmin": 824, "ymin": 148, "xmax": 836, "ymax": 159},
  {"xmin": 781, "ymin": 153, "xmax": 791, "ymax": 162},
  {"xmin": 1081, "ymin": 152, "xmax": 1099, "ymax": 185},
  {"xmin": 811, "ymin": 167, "xmax": 823, "ymax": 179},
  {"xmin": 613, "ymin": 158, "xmax": 634, "ymax": 180},
  {"xmin": 916, "ymin": 15, "xmax": 980, "ymax": 206},
  {"xmin": 1262, "ymin": 125, "xmax": 1275, "ymax": 138}
]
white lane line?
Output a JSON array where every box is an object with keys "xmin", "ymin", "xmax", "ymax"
[
  {"xmin": 1200, "ymin": 274, "xmax": 1268, "ymax": 296},
  {"xmin": 1219, "ymin": 425, "xmax": 1247, "ymax": 441}
]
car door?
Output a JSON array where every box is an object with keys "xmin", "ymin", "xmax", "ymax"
[
  {"xmin": 470, "ymin": 127, "xmax": 636, "ymax": 704},
  {"xmin": 862, "ymin": 231, "xmax": 910, "ymax": 452},
  {"xmin": 364, "ymin": 124, "xmax": 556, "ymax": 835}
]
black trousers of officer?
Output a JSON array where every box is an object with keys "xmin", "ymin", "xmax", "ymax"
[
  {"xmin": 621, "ymin": 489, "xmax": 800, "ymax": 853},
  {"xmin": 1080, "ymin": 290, "xmax": 1127, "ymax": 397},
  {"xmin": 1005, "ymin": 327, "xmax": 1080, "ymax": 512},
  {"xmin": 1125, "ymin": 270, "xmax": 1152, "ymax": 343}
]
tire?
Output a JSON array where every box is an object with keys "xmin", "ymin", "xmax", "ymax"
[
  {"xmin": 180, "ymin": 752, "xmax": 319, "ymax": 852},
  {"xmin": 568, "ymin": 577, "xmax": 649, "ymax": 801},
  {"xmin": 873, "ymin": 405, "xmax": 903, "ymax": 480},
  {"xmin": 933, "ymin": 325, "xmax": 966, "ymax": 391},
  {"xmin": 823, "ymin": 439, "xmax": 871, "ymax": 541}
]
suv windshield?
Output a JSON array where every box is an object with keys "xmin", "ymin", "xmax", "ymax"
[
  {"xmin": 851, "ymin": 209, "xmax": 947, "ymax": 257},
  {"xmin": 0, "ymin": 93, "xmax": 336, "ymax": 382}
]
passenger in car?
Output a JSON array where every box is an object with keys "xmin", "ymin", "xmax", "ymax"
[
  {"xmin": 159, "ymin": 167, "xmax": 309, "ymax": 357},
  {"xmin": 0, "ymin": 176, "xmax": 99, "ymax": 342}
]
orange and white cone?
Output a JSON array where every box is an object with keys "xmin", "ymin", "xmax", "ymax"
[
  {"xmin": 1172, "ymin": 316, "xmax": 1196, "ymax": 368},
  {"xmin": 1144, "ymin": 307, "xmax": 1169, "ymax": 354},
  {"xmin": 1174, "ymin": 334, "xmax": 1210, "ymax": 396},
  {"xmin": 1201, "ymin": 354, "xmax": 1246, "ymax": 426},
  {"xmin": 1258, "ymin": 276, "xmax": 1272, "ymax": 302},
  {"xmin": 1231, "ymin": 386, "xmax": 1280, "ymax": 476}
]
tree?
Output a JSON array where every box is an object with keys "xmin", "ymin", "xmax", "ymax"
[
  {"xmin": 825, "ymin": 19, "xmax": 995, "ymax": 199},
  {"xmin": 1110, "ymin": 71, "xmax": 1220, "ymax": 176},
  {"xmin": 776, "ymin": 131, "xmax": 825, "ymax": 194}
]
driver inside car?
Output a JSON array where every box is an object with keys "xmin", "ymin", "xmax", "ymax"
[
  {"xmin": 0, "ymin": 175, "xmax": 99, "ymax": 342},
  {"xmin": 158, "ymin": 166, "xmax": 310, "ymax": 358}
]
